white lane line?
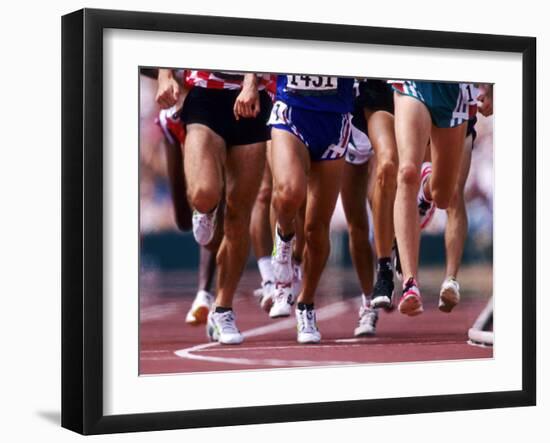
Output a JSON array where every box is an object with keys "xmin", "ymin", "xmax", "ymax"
[{"xmin": 173, "ymin": 300, "xmax": 360, "ymax": 367}]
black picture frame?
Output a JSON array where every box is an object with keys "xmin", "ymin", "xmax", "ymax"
[{"xmin": 61, "ymin": 8, "xmax": 536, "ymax": 435}]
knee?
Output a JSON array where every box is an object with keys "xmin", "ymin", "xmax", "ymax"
[
  {"xmin": 304, "ymin": 221, "xmax": 330, "ymax": 250},
  {"xmin": 223, "ymin": 204, "xmax": 250, "ymax": 240},
  {"xmin": 397, "ymin": 163, "xmax": 420, "ymax": 188},
  {"xmin": 376, "ymin": 159, "xmax": 397, "ymax": 189},
  {"xmin": 255, "ymin": 182, "xmax": 273, "ymax": 207},
  {"xmin": 188, "ymin": 185, "xmax": 221, "ymax": 214},
  {"xmin": 273, "ymin": 182, "xmax": 305, "ymax": 213},
  {"xmin": 431, "ymin": 188, "xmax": 452, "ymax": 210}
]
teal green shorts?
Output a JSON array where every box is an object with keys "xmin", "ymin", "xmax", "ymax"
[{"xmin": 392, "ymin": 81, "xmax": 469, "ymax": 128}]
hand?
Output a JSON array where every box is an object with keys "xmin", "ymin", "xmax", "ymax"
[
  {"xmin": 233, "ymin": 74, "xmax": 260, "ymax": 120},
  {"xmin": 477, "ymin": 83, "xmax": 493, "ymax": 117},
  {"xmin": 156, "ymin": 69, "xmax": 180, "ymax": 109}
]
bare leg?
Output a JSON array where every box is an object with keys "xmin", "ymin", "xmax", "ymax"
[
  {"xmin": 183, "ymin": 124, "xmax": 225, "ymax": 214},
  {"xmin": 445, "ymin": 134, "xmax": 473, "ymax": 278},
  {"xmin": 393, "ymin": 94, "xmax": 431, "ymax": 282},
  {"xmin": 429, "ymin": 122, "xmax": 467, "ymax": 209},
  {"xmin": 299, "ymin": 158, "xmax": 345, "ymax": 304},
  {"xmin": 367, "ymin": 110, "xmax": 398, "ymax": 259},
  {"xmin": 162, "ymin": 137, "xmax": 192, "ymax": 231},
  {"xmin": 250, "ymin": 159, "xmax": 274, "ymax": 259},
  {"xmin": 215, "ymin": 142, "xmax": 266, "ymax": 308},
  {"xmin": 271, "ymin": 129, "xmax": 310, "ymax": 238},
  {"xmin": 197, "ymin": 246, "xmax": 217, "ymax": 293},
  {"xmin": 341, "ymin": 161, "xmax": 374, "ymax": 296}
]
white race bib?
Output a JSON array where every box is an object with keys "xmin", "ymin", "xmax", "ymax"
[{"xmin": 286, "ymin": 75, "xmax": 337, "ymax": 91}]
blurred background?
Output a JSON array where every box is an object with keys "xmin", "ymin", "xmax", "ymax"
[{"xmin": 139, "ymin": 73, "xmax": 493, "ymax": 273}]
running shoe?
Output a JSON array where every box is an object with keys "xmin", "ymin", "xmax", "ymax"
[
  {"xmin": 398, "ymin": 277, "xmax": 424, "ymax": 316},
  {"xmin": 439, "ymin": 277, "xmax": 460, "ymax": 313},
  {"xmin": 392, "ymin": 239, "xmax": 403, "ymax": 281},
  {"xmin": 370, "ymin": 277, "xmax": 394, "ymax": 310},
  {"xmin": 258, "ymin": 280, "xmax": 275, "ymax": 312},
  {"xmin": 418, "ymin": 162, "xmax": 436, "ymax": 229},
  {"xmin": 185, "ymin": 289, "xmax": 214, "ymax": 325},
  {"xmin": 296, "ymin": 307, "xmax": 321, "ymax": 344},
  {"xmin": 192, "ymin": 207, "xmax": 218, "ymax": 246},
  {"xmin": 354, "ymin": 304, "xmax": 379, "ymax": 337},
  {"xmin": 269, "ymin": 283, "xmax": 294, "ymax": 318},
  {"xmin": 271, "ymin": 226, "xmax": 295, "ymax": 284},
  {"xmin": 207, "ymin": 309, "xmax": 243, "ymax": 345}
]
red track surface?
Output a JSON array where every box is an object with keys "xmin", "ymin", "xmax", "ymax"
[{"xmin": 140, "ymin": 266, "xmax": 492, "ymax": 375}]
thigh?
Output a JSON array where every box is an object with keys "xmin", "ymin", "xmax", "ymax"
[
  {"xmin": 341, "ymin": 161, "xmax": 368, "ymax": 226},
  {"xmin": 366, "ymin": 110, "xmax": 397, "ymax": 164},
  {"xmin": 183, "ymin": 123, "xmax": 226, "ymax": 191},
  {"xmin": 393, "ymin": 92, "xmax": 431, "ymax": 168},
  {"xmin": 225, "ymin": 142, "xmax": 266, "ymax": 212},
  {"xmin": 306, "ymin": 158, "xmax": 345, "ymax": 228},
  {"xmin": 430, "ymin": 122, "xmax": 467, "ymax": 190},
  {"xmin": 270, "ymin": 127, "xmax": 310, "ymax": 195}
]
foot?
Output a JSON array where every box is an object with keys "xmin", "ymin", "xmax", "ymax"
[
  {"xmin": 207, "ymin": 309, "xmax": 243, "ymax": 345},
  {"xmin": 258, "ymin": 280, "xmax": 275, "ymax": 312},
  {"xmin": 296, "ymin": 306, "xmax": 321, "ymax": 344},
  {"xmin": 418, "ymin": 162, "xmax": 436, "ymax": 229},
  {"xmin": 192, "ymin": 207, "xmax": 218, "ymax": 246},
  {"xmin": 185, "ymin": 289, "xmax": 214, "ymax": 325},
  {"xmin": 370, "ymin": 277, "xmax": 395, "ymax": 310},
  {"xmin": 398, "ymin": 277, "xmax": 424, "ymax": 316},
  {"xmin": 354, "ymin": 303, "xmax": 378, "ymax": 337},
  {"xmin": 269, "ymin": 283, "xmax": 294, "ymax": 318},
  {"xmin": 271, "ymin": 226, "xmax": 295, "ymax": 284},
  {"xmin": 439, "ymin": 277, "xmax": 460, "ymax": 313}
]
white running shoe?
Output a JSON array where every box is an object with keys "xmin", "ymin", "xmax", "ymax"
[
  {"xmin": 295, "ymin": 307, "xmax": 321, "ymax": 344},
  {"xmin": 439, "ymin": 277, "xmax": 460, "ymax": 313},
  {"xmin": 207, "ymin": 309, "xmax": 243, "ymax": 345},
  {"xmin": 269, "ymin": 283, "xmax": 293, "ymax": 318},
  {"xmin": 259, "ymin": 280, "xmax": 275, "ymax": 312},
  {"xmin": 291, "ymin": 263, "xmax": 303, "ymax": 301},
  {"xmin": 354, "ymin": 304, "xmax": 379, "ymax": 337},
  {"xmin": 418, "ymin": 162, "xmax": 436, "ymax": 230},
  {"xmin": 192, "ymin": 207, "xmax": 218, "ymax": 246},
  {"xmin": 185, "ymin": 289, "xmax": 214, "ymax": 325},
  {"xmin": 271, "ymin": 226, "xmax": 295, "ymax": 284},
  {"xmin": 398, "ymin": 277, "xmax": 424, "ymax": 316}
]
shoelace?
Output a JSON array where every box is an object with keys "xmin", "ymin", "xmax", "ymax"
[
  {"xmin": 298, "ymin": 309, "xmax": 317, "ymax": 332},
  {"xmin": 217, "ymin": 311, "xmax": 238, "ymax": 333},
  {"xmin": 358, "ymin": 306, "xmax": 378, "ymax": 326}
]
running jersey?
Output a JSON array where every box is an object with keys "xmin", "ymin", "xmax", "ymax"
[
  {"xmin": 462, "ymin": 83, "xmax": 479, "ymax": 119},
  {"xmin": 276, "ymin": 74, "xmax": 354, "ymax": 113},
  {"xmin": 184, "ymin": 70, "xmax": 270, "ymax": 90}
]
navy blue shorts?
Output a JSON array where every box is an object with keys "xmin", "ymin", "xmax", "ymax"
[{"xmin": 268, "ymin": 100, "xmax": 351, "ymax": 161}]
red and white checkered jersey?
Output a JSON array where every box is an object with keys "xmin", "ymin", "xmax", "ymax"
[{"xmin": 184, "ymin": 70, "xmax": 271, "ymax": 90}]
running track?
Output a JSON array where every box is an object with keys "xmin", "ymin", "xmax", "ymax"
[{"xmin": 140, "ymin": 265, "xmax": 493, "ymax": 374}]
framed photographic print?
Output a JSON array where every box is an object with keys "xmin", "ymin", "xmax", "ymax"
[{"xmin": 61, "ymin": 8, "xmax": 536, "ymax": 435}]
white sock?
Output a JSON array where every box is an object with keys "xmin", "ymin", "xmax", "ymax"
[{"xmin": 258, "ymin": 256, "xmax": 275, "ymax": 283}]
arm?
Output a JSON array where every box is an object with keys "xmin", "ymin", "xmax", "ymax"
[
  {"xmin": 476, "ymin": 83, "xmax": 493, "ymax": 117},
  {"xmin": 155, "ymin": 68, "xmax": 180, "ymax": 109},
  {"xmin": 233, "ymin": 73, "xmax": 260, "ymax": 120}
]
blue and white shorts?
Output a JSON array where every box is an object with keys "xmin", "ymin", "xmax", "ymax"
[
  {"xmin": 268, "ymin": 100, "xmax": 352, "ymax": 161},
  {"xmin": 345, "ymin": 123, "xmax": 374, "ymax": 166}
]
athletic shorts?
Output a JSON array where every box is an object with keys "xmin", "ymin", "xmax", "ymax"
[
  {"xmin": 391, "ymin": 81, "xmax": 469, "ymax": 128},
  {"xmin": 346, "ymin": 123, "xmax": 374, "ymax": 165},
  {"xmin": 357, "ymin": 80, "xmax": 394, "ymax": 114},
  {"xmin": 268, "ymin": 100, "xmax": 351, "ymax": 161},
  {"xmin": 157, "ymin": 106, "xmax": 186, "ymax": 145},
  {"xmin": 181, "ymin": 87, "xmax": 272, "ymax": 146}
]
